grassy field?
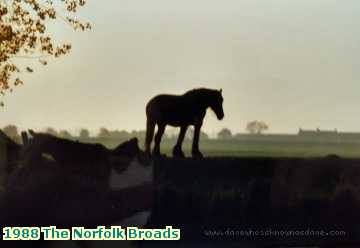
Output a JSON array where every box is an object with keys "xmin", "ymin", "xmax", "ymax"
[{"xmin": 82, "ymin": 137, "xmax": 360, "ymax": 158}]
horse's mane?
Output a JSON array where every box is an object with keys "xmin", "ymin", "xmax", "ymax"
[{"xmin": 183, "ymin": 88, "xmax": 217, "ymax": 97}]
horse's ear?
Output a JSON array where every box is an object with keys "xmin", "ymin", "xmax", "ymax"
[{"xmin": 219, "ymin": 88, "xmax": 222, "ymax": 94}]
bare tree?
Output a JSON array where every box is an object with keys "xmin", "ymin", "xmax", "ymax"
[
  {"xmin": 79, "ymin": 128, "xmax": 90, "ymax": 139},
  {"xmin": 217, "ymin": 128, "xmax": 232, "ymax": 139},
  {"xmin": 245, "ymin": 121, "xmax": 269, "ymax": 134},
  {"xmin": 98, "ymin": 127, "xmax": 111, "ymax": 138}
]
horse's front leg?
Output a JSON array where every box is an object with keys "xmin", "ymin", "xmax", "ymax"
[
  {"xmin": 153, "ymin": 124, "xmax": 166, "ymax": 156},
  {"xmin": 145, "ymin": 119, "xmax": 156, "ymax": 156},
  {"xmin": 192, "ymin": 123, "xmax": 203, "ymax": 159}
]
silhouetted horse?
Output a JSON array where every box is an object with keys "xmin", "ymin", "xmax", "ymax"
[
  {"xmin": 145, "ymin": 88, "xmax": 224, "ymax": 158},
  {"xmin": 23, "ymin": 130, "xmax": 143, "ymax": 188}
]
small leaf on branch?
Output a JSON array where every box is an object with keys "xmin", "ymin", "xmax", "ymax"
[
  {"xmin": 26, "ymin": 67, "xmax": 34, "ymax": 73},
  {"xmin": 0, "ymin": 0, "xmax": 90, "ymax": 98}
]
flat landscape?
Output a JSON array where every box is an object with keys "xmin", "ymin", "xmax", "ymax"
[
  {"xmin": 2, "ymin": 130, "xmax": 360, "ymax": 246},
  {"xmin": 83, "ymin": 137, "xmax": 360, "ymax": 158}
]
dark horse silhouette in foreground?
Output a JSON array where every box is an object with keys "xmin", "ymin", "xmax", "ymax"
[{"xmin": 145, "ymin": 88, "xmax": 224, "ymax": 158}]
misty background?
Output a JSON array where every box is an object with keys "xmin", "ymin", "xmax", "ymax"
[{"xmin": 1, "ymin": 0, "xmax": 359, "ymax": 136}]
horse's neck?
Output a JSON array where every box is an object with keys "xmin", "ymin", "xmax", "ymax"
[{"xmin": 187, "ymin": 91, "xmax": 211, "ymax": 110}]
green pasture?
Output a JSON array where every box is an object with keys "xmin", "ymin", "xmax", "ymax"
[{"xmin": 84, "ymin": 138, "xmax": 360, "ymax": 158}]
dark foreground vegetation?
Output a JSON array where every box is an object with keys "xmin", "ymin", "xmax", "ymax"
[
  {"xmin": 147, "ymin": 157, "xmax": 360, "ymax": 247},
  {"xmin": 1, "ymin": 130, "xmax": 360, "ymax": 247}
]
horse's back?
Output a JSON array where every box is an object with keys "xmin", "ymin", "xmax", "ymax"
[
  {"xmin": 146, "ymin": 94, "xmax": 182, "ymax": 115},
  {"xmin": 147, "ymin": 94, "xmax": 180, "ymax": 105},
  {"xmin": 146, "ymin": 94, "xmax": 193, "ymax": 126}
]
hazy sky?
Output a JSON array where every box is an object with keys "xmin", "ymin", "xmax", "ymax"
[{"xmin": 1, "ymin": 0, "xmax": 360, "ymax": 135}]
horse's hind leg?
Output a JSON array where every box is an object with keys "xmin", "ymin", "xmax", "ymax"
[
  {"xmin": 173, "ymin": 125, "xmax": 187, "ymax": 158},
  {"xmin": 145, "ymin": 119, "xmax": 155, "ymax": 156},
  {"xmin": 153, "ymin": 124, "xmax": 165, "ymax": 156}
]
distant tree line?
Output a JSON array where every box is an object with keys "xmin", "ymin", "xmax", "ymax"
[
  {"xmin": 1, "ymin": 120, "xmax": 269, "ymax": 143},
  {"xmin": 245, "ymin": 121, "xmax": 269, "ymax": 134}
]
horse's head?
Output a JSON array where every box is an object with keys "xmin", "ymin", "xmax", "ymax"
[
  {"xmin": 110, "ymin": 137, "xmax": 152, "ymax": 173},
  {"xmin": 209, "ymin": 89, "xmax": 224, "ymax": 120},
  {"xmin": 112, "ymin": 137, "xmax": 140, "ymax": 158}
]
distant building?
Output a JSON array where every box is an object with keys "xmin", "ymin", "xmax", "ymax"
[
  {"xmin": 298, "ymin": 128, "xmax": 360, "ymax": 143},
  {"xmin": 298, "ymin": 128, "xmax": 338, "ymax": 137}
]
